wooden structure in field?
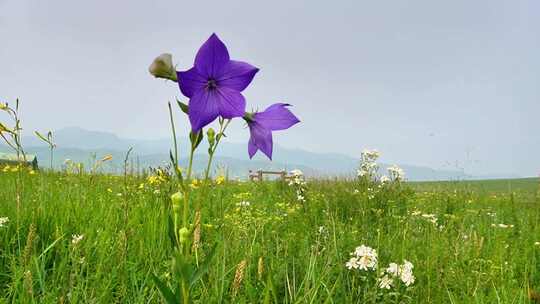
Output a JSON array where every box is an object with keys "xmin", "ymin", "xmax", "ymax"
[
  {"xmin": 249, "ymin": 169, "xmax": 290, "ymax": 181},
  {"xmin": 0, "ymin": 153, "xmax": 38, "ymax": 170}
]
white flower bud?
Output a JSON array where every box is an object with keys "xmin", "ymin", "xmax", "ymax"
[{"xmin": 148, "ymin": 53, "xmax": 177, "ymax": 81}]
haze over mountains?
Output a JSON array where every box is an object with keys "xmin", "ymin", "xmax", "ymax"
[{"xmin": 0, "ymin": 127, "xmax": 502, "ymax": 181}]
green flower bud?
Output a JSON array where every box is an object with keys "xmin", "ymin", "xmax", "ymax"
[
  {"xmin": 148, "ymin": 53, "xmax": 177, "ymax": 81},
  {"xmin": 171, "ymin": 191, "xmax": 183, "ymax": 212},
  {"xmin": 179, "ymin": 227, "xmax": 190, "ymax": 244},
  {"xmin": 207, "ymin": 128, "xmax": 216, "ymax": 147}
]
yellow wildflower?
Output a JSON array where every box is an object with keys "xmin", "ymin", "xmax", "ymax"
[
  {"xmin": 101, "ymin": 154, "xmax": 113, "ymax": 162},
  {"xmin": 189, "ymin": 179, "xmax": 200, "ymax": 189},
  {"xmin": 215, "ymin": 175, "xmax": 226, "ymax": 185}
]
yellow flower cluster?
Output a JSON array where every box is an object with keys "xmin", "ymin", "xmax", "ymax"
[
  {"xmin": 147, "ymin": 169, "xmax": 168, "ymax": 186},
  {"xmin": 215, "ymin": 175, "xmax": 226, "ymax": 185},
  {"xmin": 1, "ymin": 165, "xmax": 37, "ymax": 175}
]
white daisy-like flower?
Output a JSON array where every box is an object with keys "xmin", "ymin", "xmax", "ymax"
[
  {"xmin": 399, "ymin": 260, "xmax": 415, "ymax": 286},
  {"xmin": 401, "ymin": 260, "xmax": 414, "ymax": 272},
  {"xmin": 236, "ymin": 201, "xmax": 251, "ymax": 207},
  {"xmin": 378, "ymin": 275, "xmax": 393, "ymax": 289},
  {"xmin": 386, "ymin": 262, "xmax": 400, "ymax": 276},
  {"xmin": 387, "ymin": 165, "xmax": 405, "ymax": 181},
  {"xmin": 534, "ymin": 242, "xmax": 540, "ymax": 246},
  {"xmin": 353, "ymin": 245, "xmax": 378, "ymax": 271},
  {"xmin": 0, "ymin": 217, "xmax": 9, "ymax": 227},
  {"xmin": 71, "ymin": 234, "xmax": 84, "ymax": 245},
  {"xmin": 345, "ymin": 257, "xmax": 359, "ymax": 270},
  {"xmin": 400, "ymin": 269, "xmax": 415, "ymax": 286}
]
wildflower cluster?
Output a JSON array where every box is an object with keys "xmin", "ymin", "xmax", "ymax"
[
  {"xmin": 387, "ymin": 164, "xmax": 405, "ymax": 182},
  {"xmin": 379, "ymin": 260, "xmax": 415, "ymax": 289},
  {"xmin": 71, "ymin": 234, "xmax": 84, "ymax": 245},
  {"xmin": 146, "ymin": 167, "xmax": 170, "ymax": 186},
  {"xmin": 345, "ymin": 244, "xmax": 416, "ymax": 302},
  {"xmin": 346, "ymin": 245, "xmax": 378, "ymax": 271},
  {"xmin": 288, "ymin": 169, "xmax": 307, "ymax": 203},
  {"xmin": 357, "ymin": 149, "xmax": 380, "ymax": 180},
  {"xmin": 357, "ymin": 149, "xmax": 406, "ymax": 184}
]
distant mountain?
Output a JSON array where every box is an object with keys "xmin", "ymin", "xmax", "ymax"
[{"xmin": 1, "ymin": 127, "xmax": 470, "ymax": 181}]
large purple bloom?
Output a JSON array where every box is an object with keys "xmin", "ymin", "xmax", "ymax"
[
  {"xmin": 245, "ymin": 103, "xmax": 300, "ymax": 160},
  {"xmin": 177, "ymin": 34, "xmax": 259, "ymax": 132}
]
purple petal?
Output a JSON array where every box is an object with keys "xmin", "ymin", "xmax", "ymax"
[
  {"xmin": 194, "ymin": 33, "xmax": 230, "ymax": 78},
  {"xmin": 254, "ymin": 103, "xmax": 300, "ymax": 131},
  {"xmin": 217, "ymin": 60, "xmax": 259, "ymax": 92},
  {"xmin": 215, "ymin": 87, "xmax": 246, "ymax": 119},
  {"xmin": 188, "ymin": 89, "xmax": 220, "ymax": 132},
  {"xmin": 248, "ymin": 122, "xmax": 273, "ymax": 159},
  {"xmin": 248, "ymin": 137, "xmax": 258, "ymax": 158},
  {"xmin": 177, "ymin": 68, "xmax": 206, "ymax": 98}
]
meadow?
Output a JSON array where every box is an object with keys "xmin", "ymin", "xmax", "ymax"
[
  {"xmin": 1, "ymin": 34, "xmax": 539, "ymax": 303},
  {"xmin": 0, "ymin": 165, "xmax": 539, "ymax": 303}
]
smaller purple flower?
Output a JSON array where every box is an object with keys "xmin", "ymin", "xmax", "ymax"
[
  {"xmin": 244, "ymin": 103, "xmax": 300, "ymax": 160},
  {"xmin": 177, "ymin": 33, "xmax": 259, "ymax": 132}
]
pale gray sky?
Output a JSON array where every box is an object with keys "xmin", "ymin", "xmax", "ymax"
[{"xmin": 1, "ymin": 0, "xmax": 539, "ymax": 176}]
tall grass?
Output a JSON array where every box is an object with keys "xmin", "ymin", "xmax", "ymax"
[{"xmin": 0, "ymin": 169, "xmax": 539, "ymax": 303}]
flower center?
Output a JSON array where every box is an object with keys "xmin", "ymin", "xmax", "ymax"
[{"xmin": 206, "ymin": 78, "xmax": 218, "ymax": 90}]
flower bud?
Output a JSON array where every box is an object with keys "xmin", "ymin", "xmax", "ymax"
[
  {"xmin": 207, "ymin": 128, "xmax": 216, "ymax": 147},
  {"xmin": 0, "ymin": 102, "xmax": 7, "ymax": 111},
  {"xmin": 148, "ymin": 53, "xmax": 177, "ymax": 81},
  {"xmin": 179, "ymin": 227, "xmax": 190, "ymax": 244},
  {"xmin": 171, "ymin": 191, "xmax": 183, "ymax": 212}
]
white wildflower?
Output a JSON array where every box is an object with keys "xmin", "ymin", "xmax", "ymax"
[
  {"xmin": 399, "ymin": 260, "xmax": 415, "ymax": 286},
  {"xmin": 386, "ymin": 262, "xmax": 400, "ymax": 276},
  {"xmin": 378, "ymin": 275, "xmax": 393, "ymax": 289},
  {"xmin": 353, "ymin": 245, "xmax": 378, "ymax": 271},
  {"xmin": 0, "ymin": 217, "xmax": 9, "ymax": 227},
  {"xmin": 387, "ymin": 165, "xmax": 405, "ymax": 181},
  {"xmin": 236, "ymin": 201, "xmax": 251, "ymax": 207},
  {"xmin": 71, "ymin": 234, "xmax": 84, "ymax": 245},
  {"xmin": 380, "ymin": 175, "xmax": 390, "ymax": 183},
  {"xmin": 346, "ymin": 257, "xmax": 359, "ymax": 269},
  {"xmin": 492, "ymin": 223, "xmax": 513, "ymax": 229}
]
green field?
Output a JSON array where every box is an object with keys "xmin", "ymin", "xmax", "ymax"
[{"xmin": 1, "ymin": 168, "xmax": 539, "ymax": 303}]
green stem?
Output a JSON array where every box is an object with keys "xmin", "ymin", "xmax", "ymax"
[
  {"xmin": 50, "ymin": 146, "xmax": 53, "ymax": 170},
  {"xmin": 186, "ymin": 147, "xmax": 195, "ymax": 181},
  {"xmin": 168, "ymin": 102, "xmax": 179, "ymax": 169}
]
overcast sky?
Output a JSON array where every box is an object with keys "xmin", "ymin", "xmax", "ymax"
[{"xmin": 1, "ymin": 0, "xmax": 539, "ymax": 176}]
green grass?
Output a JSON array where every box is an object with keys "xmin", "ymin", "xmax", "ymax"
[
  {"xmin": 411, "ymin": 177, "xmax": 540, "ymax": 194},
  {"xmin": 1, "ymin": 169, "xmax": 539, "ymax": 303}
]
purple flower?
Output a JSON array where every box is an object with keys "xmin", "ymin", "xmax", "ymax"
[
  {"xmin": 177, "ymin": 34, "xmax": 259, "ymax": 132},
  {"xmin": 245, "ymin": 103, "xmax": 300, "ymax": 160}
]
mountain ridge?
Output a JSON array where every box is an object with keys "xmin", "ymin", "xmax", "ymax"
[{"xmin": 1, "ymin": 127, "xmax": 476, "ymax": 181}]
